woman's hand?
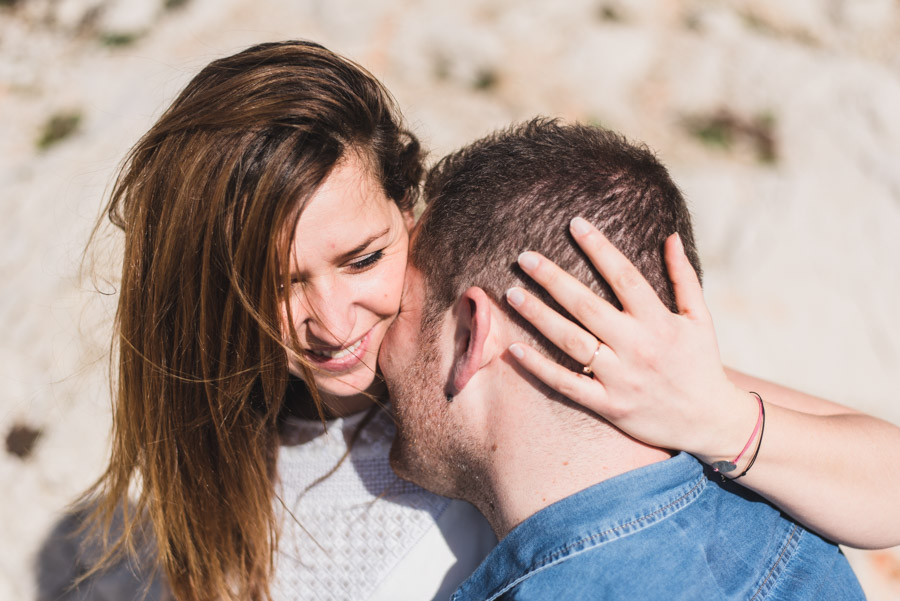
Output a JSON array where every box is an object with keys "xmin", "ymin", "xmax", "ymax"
[
  {"xmin": 506, "ymin": 217, "xmax": 900, "ymax": 549},
  {"xmin": 505, "ymin": 217, "xmax": 757, "ymax": 464}
]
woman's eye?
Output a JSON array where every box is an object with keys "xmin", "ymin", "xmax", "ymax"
[{"xmin": 348, "ymin": 249, "xmax": 384, "ymax": 271}]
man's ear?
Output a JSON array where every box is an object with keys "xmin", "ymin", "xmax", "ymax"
[{"xmin": 450, "ymin": 287, "xmax": 497, "ymax": 396}]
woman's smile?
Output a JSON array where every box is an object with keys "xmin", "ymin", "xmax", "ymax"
[{"xmin": 302, "ymin": 327, "xmax": 373, "ymax": 372}]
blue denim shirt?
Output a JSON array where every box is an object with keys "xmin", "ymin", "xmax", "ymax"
[{"xmin": 451, "ymin": 453, "xmax": 864, "ymax": 601}]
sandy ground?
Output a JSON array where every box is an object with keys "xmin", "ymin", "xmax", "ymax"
[{"xmin": 1, "ymin": 0, "xmax": 899, "ymax": 599}]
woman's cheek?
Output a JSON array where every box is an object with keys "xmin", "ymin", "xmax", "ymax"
[{"xmin": 376, "ymin": 254, "xmax": 408, "ymax": 317}]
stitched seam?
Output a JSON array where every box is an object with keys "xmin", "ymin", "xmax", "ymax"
[
  {"xmin": 749, "ymin": 523, "xmax": 800, "ymax": 601},
  {"xmin": 542, "ymin": 475, "xmax": 706, "ymax": 564},
  {"xmin": 483, "ymin": 474, "xmax": 706, "ymax": 600}
]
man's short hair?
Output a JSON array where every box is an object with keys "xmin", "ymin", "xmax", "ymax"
[{"xmin": 412, "ymin": 118, "xmax": 702, "ymax": 373}]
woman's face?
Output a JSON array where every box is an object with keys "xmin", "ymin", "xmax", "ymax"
[{"xmin": 284, "ymin": 152, "xmax": 413, "ymax": 414}]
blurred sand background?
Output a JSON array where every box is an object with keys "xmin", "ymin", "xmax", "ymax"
[{"xmin": 1, "ymin": 0, "xmax": 899, "ymax": 599}]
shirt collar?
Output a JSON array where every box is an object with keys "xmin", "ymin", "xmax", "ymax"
[{"xmin": 452, "ymin": 452, "xmax": 706, "ymax": 601}]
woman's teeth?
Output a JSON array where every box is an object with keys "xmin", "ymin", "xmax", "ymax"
[{"xmin": 309, "ymin": 338, "xmax": 363, "ymax": 360}]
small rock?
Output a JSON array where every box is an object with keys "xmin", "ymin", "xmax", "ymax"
[{"xmin": 5, "ymin": 423, "xmax": 43, "ymax": 459}]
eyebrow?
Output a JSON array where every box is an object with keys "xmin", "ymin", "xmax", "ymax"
[{"xmin": 337, "ymin": 226, "xmax": 391, "ymax": 261}]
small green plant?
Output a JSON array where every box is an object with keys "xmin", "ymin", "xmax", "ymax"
[
  {"xmin": 432, "ymin": 54, "xmax": 451, "ymax": 81},
  {"xmin": 597, "ymin": 3, "xmax": 624, "ymax": 23},
  {"xmin": 473, "ymin": 68, "xmax": 499, "ymax": 91},
  {"xmin": 753, "ymin": 111, "xmax": 777, "ymax": 163},
  {"xmin": 37, "ymin": 111, "xmax": 82, "ymax": 150},
  {"xmin": 688, "ymin": 115, "xmax": 733, "ymax": 151},
  {"xmin": 682, "ymin": 11, "xmax": 703, "ymax": 32},
  {"xmin": 739, "ymin": 10, "xmax": 772, "ymax": 34},
  {"xmin": 683, "ymin": 109, "xmax": 778, "ymax": 164},
  {"xmin": 739, "ymin": 10, "xmax": 817, "ymax": 46},
  {"xmin": 100, "ymin": 32, "xmax": 139, "ymax": 47},
  {"xmin": 164, "ymin": 0, "xmax": 190, "ymax": 10}
]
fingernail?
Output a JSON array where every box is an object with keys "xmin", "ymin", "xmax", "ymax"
[
  {"xmin": 509, "ymin": 343, "xmax": 525, "ymax": 359},
  {"xmin": 570, "ymin": 217, "xmax": 591, "ymax": 236},
  {"xmin": 506, "ymin": 287, "xmax": 525, "ymax": 307},
  {"xmin": 517, "ymin": 252, "xmax": 539, "ymax": 271},
  {"xmin": 673, "ymin": 232, "xmax": 685, "ymax": 255}
]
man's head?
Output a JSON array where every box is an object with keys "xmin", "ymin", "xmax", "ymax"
[{"xmin": 381, "ymin": 118, "xmax": 702, "ymax": 498}]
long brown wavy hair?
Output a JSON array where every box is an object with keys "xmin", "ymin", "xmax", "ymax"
[{"xmin": 81, "ymin": 41, "xmax": 423, "ymax": 601}]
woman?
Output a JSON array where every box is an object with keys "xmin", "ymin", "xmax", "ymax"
[
  {"xmin": 84, "ymin": 40, "xmax": 900, "ymax": 601},
  {"xmin": 86, "ymin": 40, "xmax": 492, "ymax": 601}
]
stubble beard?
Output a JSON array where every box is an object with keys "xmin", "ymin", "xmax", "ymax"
[{"xmin": 388, "ymin": 323, "xmax": 483, "ymax": 501}]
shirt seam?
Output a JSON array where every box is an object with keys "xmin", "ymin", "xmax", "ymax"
[
  {"xmin": 480, "ymin": 473, "xmax": 707, "ymax": 601},
  {"xmin": 748, "ymin": 523, "xmax": 801, "ymax": 601}
]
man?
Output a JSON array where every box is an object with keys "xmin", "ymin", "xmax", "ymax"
[{"xmin": 379, "ymin": 119, "xmax": 864, "ymax": 600}]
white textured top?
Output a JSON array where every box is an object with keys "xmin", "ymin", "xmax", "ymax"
[{"xmin": 271, "ymin": 407, "xmax": 495, "ymax": 601}]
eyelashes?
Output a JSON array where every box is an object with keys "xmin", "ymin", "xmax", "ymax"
[
  {"xmin": 347, "ymin": 249, "xmax": 384, "ymax": 271},
  {"xmin": 280, "ymin": 249, "xmax": 387, "ymax": 291}
]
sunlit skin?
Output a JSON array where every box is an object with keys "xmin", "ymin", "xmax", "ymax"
[
  {"xmin": 379, "ymin": 260, "xmax": 485, "ymax": 499},
  {"xmin": 379, "ymin": 264, "xmax": 448, "ymax": 486},
  {"xmin": 284, "ymin": 151, "xmax": 413, "ymax": 417}
]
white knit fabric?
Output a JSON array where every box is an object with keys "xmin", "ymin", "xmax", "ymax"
[{"xmin": 271, "ymin": 407, "xmax": 490, "ymax": 601}]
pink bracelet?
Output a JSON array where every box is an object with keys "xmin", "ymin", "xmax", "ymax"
[{"xmin": 711, "ymin": 392, "xmax": 764, "ymax": 475}]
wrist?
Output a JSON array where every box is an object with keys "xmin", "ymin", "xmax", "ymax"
[{"xmin": 694, "ymin": 387, "xmax": 761, "ymax": 469}]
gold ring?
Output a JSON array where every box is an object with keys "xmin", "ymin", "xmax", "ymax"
[{"xmin": 582, "ymin": 339, "xmax": 603, "ymax": 376}]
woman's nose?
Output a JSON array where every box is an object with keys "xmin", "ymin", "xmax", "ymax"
[{"xmin": 294, "ymin": 278, "xmax": 356, "ymax": 344}]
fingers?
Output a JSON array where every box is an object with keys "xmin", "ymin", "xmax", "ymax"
[
  {"xmin": 516, "ymin": 251, "xmax": 626, "ymax": 347},
  {"xmin": 663, "ymin": 233, "xmax": 708, "ymax": 320},
  {"xmin": 568, "ymin": 217, "xmax": 661, "ymax": 318},
  {"xmin": 507, "ymin": 342, "xmax": 609, "ymax": 414},
  {"xmin": 506, "ymin": 284, "xmax": 624, "ymax": 361}
]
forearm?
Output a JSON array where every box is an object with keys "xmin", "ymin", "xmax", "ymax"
[{"xmin": 696, "ymin": 380, "xmax": 900, "ymax": 549}]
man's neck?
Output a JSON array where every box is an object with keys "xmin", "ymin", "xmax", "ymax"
[{"xmin": 470, "ymin": 404, "xmax": 673, "ymax": 539}]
